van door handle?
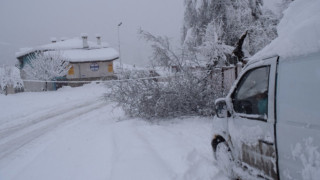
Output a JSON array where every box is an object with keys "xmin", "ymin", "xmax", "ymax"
[{"xmin": 258, "ymin": 139, "xmax": 274, "ymax": 146}]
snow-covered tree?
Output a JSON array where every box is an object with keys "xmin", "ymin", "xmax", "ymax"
[
  {"xmin": 197, "ymin": 21, "xmax": 235, "ymax": 66},
  {"xmin": 106, "ymin": 69, "xmax": 223, "ymax": 119},
  {"xmin": 138, "ymin": 29, "xmax": 185, "ymax": 69},
  {"xmin": 0, "ymin": 66, "xmax": 23, "ymax": 95},
  {"xmin": 106, "ymin": 29, "xmax": 225, "ymax": 119},
  {"xmin": 24, "ymin": 51, "xmax": 70, "ymax": 81},
  {"xmin": 182, "ymin": 0, "xmax": 281, "ymax": 64}
]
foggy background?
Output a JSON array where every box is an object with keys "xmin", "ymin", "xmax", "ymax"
[{"xmin": 0, "ymin": 0, "xmax": 184, "ymax": 67}]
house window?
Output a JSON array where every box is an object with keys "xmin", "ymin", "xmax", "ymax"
[
  {"xmin": 108, "ymin": 63, "xmax": 113, "ymax": 72},
  {"xmin": 90, "ymin": 63, "xmax": 99, "ymax": 71},
  {"xmin": 68, "ymin": 66, "xmax": 74, "ymax": 75}
]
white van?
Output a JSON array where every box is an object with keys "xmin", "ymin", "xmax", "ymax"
[{"xmin": 211, "ymin": 52, "xmax": 320, "ymax": 179}]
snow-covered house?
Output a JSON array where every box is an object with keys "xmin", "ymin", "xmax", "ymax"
[{"xmin": 16, "ymin": 34, "xmax": 119, "ymax": 91}]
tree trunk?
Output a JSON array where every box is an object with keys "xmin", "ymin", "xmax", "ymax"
[{"xmin": 232, "ymin": 30, "xmax": 248, "ymax": 63}]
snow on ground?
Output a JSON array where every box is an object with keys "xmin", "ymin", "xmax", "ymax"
[{"xmin": 0, "ymin": 84, "xmax": 228, "ymax": 180}]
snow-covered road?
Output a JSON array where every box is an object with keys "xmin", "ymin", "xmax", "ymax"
[{"xmin": 0, "ymin": 84, "xmax": 228, "ymax": 180}]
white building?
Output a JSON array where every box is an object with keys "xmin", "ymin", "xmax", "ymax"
[{"xmin": 16, "ymin": 35, "xmax": 119, "ymax": 91}]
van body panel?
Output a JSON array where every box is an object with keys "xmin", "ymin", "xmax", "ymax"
[{"xmin": 276, "ymin": 52, "xmax": 320, "ymax": 179}]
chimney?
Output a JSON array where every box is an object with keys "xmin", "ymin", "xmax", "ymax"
[
  {"xmin": 60, "ymin": 37, "xmax": 67, "ymax": 42},
  {"xmin": 96, "ymin": 34, "xmax": 101, "ymax": 45},
  {"xmin": 51, "ymin": 37, "xmax": 57, "ymax": 43},
  {"xmin": 81, "ymin": 33, "xmax": 89, "ymax": 48}
]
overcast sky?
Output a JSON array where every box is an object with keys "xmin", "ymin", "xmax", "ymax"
[{"xmin": 0, "ymin": 0, "xmax": 184, "ymax": 66}]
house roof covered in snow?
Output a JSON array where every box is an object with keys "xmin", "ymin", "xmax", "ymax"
[
  {"xmin": 16, "ymin": 36, "xmax": 119, "ymax": 63},
  {"xmin": 59, "ymin": 48, "xmax": 119, "ymax": 63}
]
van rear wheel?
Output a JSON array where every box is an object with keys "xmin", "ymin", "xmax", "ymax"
[{"xmin": 215, "ymin": 142, "xmax": 235, "ymax": 177}]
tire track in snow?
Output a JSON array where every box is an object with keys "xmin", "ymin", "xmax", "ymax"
[
  {"xmin": 131, "ymin": 121, "xmax": 222, "ymax": 180},
  {"xmin": 108, "ymin": 121, "xmax": 176, "ymax": 180},
  {"xmin": 0, "ymin": 98, "xmax": 102, "ymax": 139},
  {"xmin": 0, "ymin": 100, "xmax": 106, "ymax": 160},
  {"xmin": 132, "ymin": 125, "xmax": 177, "ymax": 175},
  {"xmin": 0, "ymin": 98, "xmax": 93, "ymax": 126},
  {"xmin": 108, "ymin": 128, "xmax": 120, "ymax": 180}
]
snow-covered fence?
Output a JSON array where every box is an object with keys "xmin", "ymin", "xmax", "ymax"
[
  {"xmin": 222, "ymin": 67, "xmax": 235, "ymax": 91},
  {"xmin": 212, "ymin": 63, "xmax": 243, "ymax": 96},
  {"xmin": 21, "ymin": 81, "xmax": 57, "ymax": 92},
  {"xmin": 21, "ymin": 76, "xmax": 117, "ymax": 91}
]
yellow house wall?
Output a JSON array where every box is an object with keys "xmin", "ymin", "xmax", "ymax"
[{"xmin": 67, "ymin": 61, "xmax": 114, "ymax": 79}]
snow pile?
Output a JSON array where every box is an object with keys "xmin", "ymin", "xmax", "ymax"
[{"xmin": 253, "ymin": 0, "xmax": 320, "ymax": 59}]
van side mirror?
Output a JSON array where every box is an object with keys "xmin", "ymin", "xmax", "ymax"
[{"xmin": 215, "ymin": 98, "xmax": 230, "ymax": 118}]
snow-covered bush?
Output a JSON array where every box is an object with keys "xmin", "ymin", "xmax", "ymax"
[
  {"xmin": 106, "ymin": 69, "xmax": 223, "ymax": 119},
  {"xmin": 0, "ymin": 66, "xmax": 23, "ymax": 94}
]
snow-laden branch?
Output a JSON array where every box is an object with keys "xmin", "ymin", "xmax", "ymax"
[{"xmin": 138, "ymin": 29, "xmax": 184, "ymax": 69}]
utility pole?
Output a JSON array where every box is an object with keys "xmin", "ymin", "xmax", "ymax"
[{"xmin": 117, "ymin": 22, "xmax": 123, "ymax": 71}]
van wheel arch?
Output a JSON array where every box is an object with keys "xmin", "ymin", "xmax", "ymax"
[{"xmin": 211, "ymin": 135, "xmax": 226, "ymax": 152}]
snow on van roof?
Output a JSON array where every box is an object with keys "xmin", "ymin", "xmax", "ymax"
[
  {"xmin": 16, "ymin": 37, "xmax": 110, "ymax": 58},
  {"xmin": 251, "ymin": 0, "xmax": 320, "ymax": 61}
]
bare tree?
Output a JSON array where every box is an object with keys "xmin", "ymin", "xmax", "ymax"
[{"xmin": 233, "ymin": 30, "xmax": 248, "ymax": 63}]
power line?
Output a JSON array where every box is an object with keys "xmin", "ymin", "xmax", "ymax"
[{"xmin": 21, "ymin": 70, "xmax": 218, "ymax": 84}]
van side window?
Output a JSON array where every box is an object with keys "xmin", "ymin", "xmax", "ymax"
[{"xmin": 232, "ymin": 66, "xmax": 270, "ymax": 117}]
